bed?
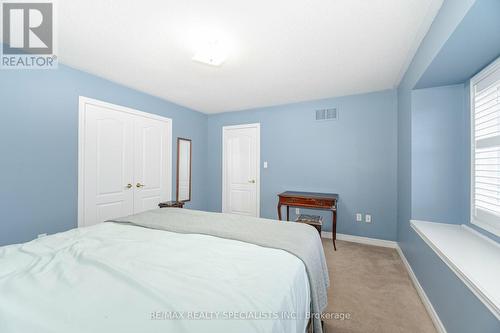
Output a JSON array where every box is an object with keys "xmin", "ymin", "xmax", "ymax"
[{"xmin": 0, "ymin": 209, "xmax": 329, "ymax": 333}]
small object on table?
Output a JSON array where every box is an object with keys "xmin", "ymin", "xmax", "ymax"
[
  {"xmin": 277, "ymin": 191, "xmax": 338, "ymax": 250},
  {"xmin": 296, "ymin": 214, "xmax": 322, "ymax": 234},
  {"xmin": 158, "ymin": 201, "xmax": 185, "ymax": 208}
]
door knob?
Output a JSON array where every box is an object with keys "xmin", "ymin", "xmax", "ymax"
[
  {"xmin": 126, "ymin": 184, "xmax": 133, "ymax": 189},
  {"xmin": 248, "ymin": 180, "xmax": 256, "ymax": 184},
  {"xmin": 136, "ymin": 183, "xmax": 145, "ymax": 188}
]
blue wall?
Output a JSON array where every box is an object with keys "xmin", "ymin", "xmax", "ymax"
[
  {"xmin": 415, "ymin": 0, "xmax": 500, "ymax": 89},
  {"xmin": 207, "ymin": 90, "xmax": 398, "ymax": 240},
  {"xmin": 397, "ymin": 0, "xmax": 476, "ymax": 267},
  {"xmin": 413, "ymin": 83, "xmax": 500, "ymax": 243},
  {"xmin": 411, "ymin": 84, "xmax": 468, "ymax": 223},
  {"xmin": 398, "ymin": 0, "xmax": 500, "ymax": 332},
  {"xmin": 0, "ymin": 65, "xmax": 208, "ymax": 246}
]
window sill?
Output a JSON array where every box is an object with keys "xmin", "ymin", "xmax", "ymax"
[
  {"xmin": 471, "ymin": 218, "xmax": 500, "ymax": 238},
  {"xmin": 410, "ymin": 220, "xmax": 500, "ymax": 320}
]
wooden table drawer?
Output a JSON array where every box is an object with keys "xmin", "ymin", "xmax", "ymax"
[{"xmin": 280, "ymin": 196, "xmax": 332, "ymax": 208}]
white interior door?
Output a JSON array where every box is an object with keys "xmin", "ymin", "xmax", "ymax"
[
  {"xmin": 133, "ymin": 116, "xmax": 170, "ymax": 213},
  {"xmin": 79, "ymin": 97, "xmax": 172, "ymax": 227},
  {"xmin": 222, "ymin": 124, "xmax": 260, "ymax": 217},
  {"xmin": 82, "ymin": 102, "xmax": 134, "ymax": 226}
]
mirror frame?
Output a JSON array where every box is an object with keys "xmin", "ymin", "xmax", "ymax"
[{"xmin": 176, "ymin": 138, "xmax": 192, "ymax": 202}]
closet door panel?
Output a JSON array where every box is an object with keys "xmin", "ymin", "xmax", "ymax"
[
  {"xmin": 133, "ymin": 116, "xmax": 170, "ymax": 213},
  {"xmin": 83, "ymin": 104, "xmax": 134, "ymax": 226}
]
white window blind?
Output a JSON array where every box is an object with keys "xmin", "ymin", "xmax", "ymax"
[{"xmin": 471, "ymin": 57, "xmax": 500, "ymax": 236}]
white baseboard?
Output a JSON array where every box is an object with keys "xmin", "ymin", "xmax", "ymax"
[
  {"xmin": 321, "ymin": 231, "xmax": 397, "ymax": 248},
  {"xmin": 396, "ymin": 246, "xmax": 447, "ymax": 333}
]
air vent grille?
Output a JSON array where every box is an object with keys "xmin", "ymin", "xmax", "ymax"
[{"xmin": 315, "ymin": 108, "xmax": 338, "ymax": 121}]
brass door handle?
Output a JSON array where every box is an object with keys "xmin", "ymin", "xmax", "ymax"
[
  {"xmin": 126, "ymin": 184, "xmax": 133, "ymax": 189},
  {"xmin": 248, "ymin": 180, "xmax": 256, "ymax": 184},
  {"xmin": 136, "ymin": 183, "xmax": 145, "ymax": 188}
]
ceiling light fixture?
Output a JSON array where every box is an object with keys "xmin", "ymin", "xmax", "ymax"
[{"xmin": 192, "ymin": 39, "xmax": 228, "ymax": 66}]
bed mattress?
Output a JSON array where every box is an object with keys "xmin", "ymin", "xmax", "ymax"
[{"xmin": 0, "ymin": 222, "xmax": 310, "ymax": 333}]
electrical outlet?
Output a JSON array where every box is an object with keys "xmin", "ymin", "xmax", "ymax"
[
  {"xmin": 365, "ymin": 214, "xmax": 372, "ymax": 223},
  {"xmin": 296, "ymin": 208, "xmax": 300, "ymax": 215},
  {"xmin": 263, "ymin": 161, "xmax": 268, "ymax": 169},
  {"xmin": 356, "ymin": 213, "xmax": 362, "ymax": 222}
]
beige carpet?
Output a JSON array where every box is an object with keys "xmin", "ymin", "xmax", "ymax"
[{"xmin": 321, "ymin": 239, "xmax": 436, "ymax": 333}]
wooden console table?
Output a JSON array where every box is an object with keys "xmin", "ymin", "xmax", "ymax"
[{"xmin": 277, "ymin": 191, "xmax": 339, "ymax": 250}]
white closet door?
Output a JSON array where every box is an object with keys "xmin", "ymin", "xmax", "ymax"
[
  {"xmin": 82, "ymin": 103, "xmax": 134, "ymax": 226},
  {"xmin": 79, "ymin": 97, "xmax": 172, "ymax": 227},
  {"xmin": 222, "ymin": 124, "xmax": 260, "ymax": 217},
  {"xmin": 133, "ymin": 116, "xmax": 170, "ymax": 213}
]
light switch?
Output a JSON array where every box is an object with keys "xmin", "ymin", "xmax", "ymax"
[{"xmin": 263, "ymin": 161, "xmax": 268, "ymax": 168}]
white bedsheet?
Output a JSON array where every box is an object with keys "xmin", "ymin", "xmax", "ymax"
[{"xmin": 0, "ymin": 222, "xmax": 310, "ymax": 333}]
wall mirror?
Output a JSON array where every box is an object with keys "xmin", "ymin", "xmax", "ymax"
[{"xmin": 176, "ymin": 138, "xmax": 192, "ymax": 202}]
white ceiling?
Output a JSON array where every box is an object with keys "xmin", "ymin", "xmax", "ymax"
[{"xmin": 56, "ymin": 0, "xmax": 443, "ymax": 114}]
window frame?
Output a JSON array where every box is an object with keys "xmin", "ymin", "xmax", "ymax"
[{"xmin": 470, "ymin": 56, "xmax": 500, "ymax": 237}]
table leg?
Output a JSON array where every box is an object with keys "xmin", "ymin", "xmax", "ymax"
[
  {"xmin": 277, "ymin": 203, "xmax": 282, "ymax": 220},
  {"xmin": 286, "ymin": 206, "xmax": 290, "ymax": 221},
  {"xmin": 332, "ymin": 209, "xmax": 337, "ymax": 251}
]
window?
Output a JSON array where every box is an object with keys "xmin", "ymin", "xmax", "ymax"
[{"xmin": 471, "ymin": 57, "xmax": 500, "ymax": 236}]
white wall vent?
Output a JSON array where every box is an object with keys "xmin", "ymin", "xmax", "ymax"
[{"xmin": 315, "ymin": 108, "xmax": 338, "ymax": 121}]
